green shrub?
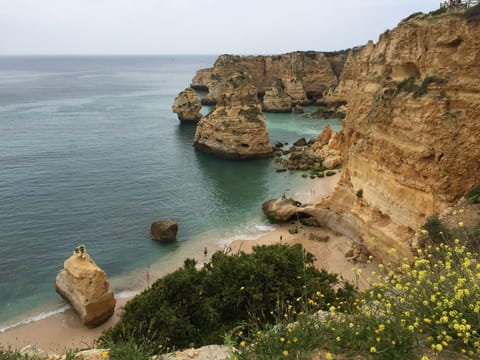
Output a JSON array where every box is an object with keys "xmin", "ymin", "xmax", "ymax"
[
  {"xmin": 288, "ymin": 227, "xmax": 298, "ymax": 234},
  {"xmin": 429, "ymin": 7, "xmax": 448, "ymax": 16},
  {"xmin": 105, "ymin": 339, "xmax": 150, "ymax": 360},
  {"xmin": 100, "ymin": 244, "xmax": 355, "ymax": 352},
  {"xmin": 465, "ymin": 183, "xmax": 480, "ymax": 204},
  {"xmin": 325, "ymin": 171, "xmax": 336, "ymax": 177},
  {"xmin": 0, "ymin": 347, "xmax": 28, "ymax": 360},
  {"xmin": 236, "ymin": 233, "xmax": 480, "ymax": 359},
  {"xmin": 401, "ymin": 12, "xmax": 424, "ymax": 23},
  {"xmin": 422, "ymin": 214, "xmax": 450, "ymax": 243},
  {"xmin": 396, "ymin": 76, "xmax": 417, "ymax": 94},
  {"xmin": 413, "ymin": 76, "xmax": 447, "ymax": 98},
  {"xmin": 464, "ymin": 4, "xmax": 480, "ymax": 20}
]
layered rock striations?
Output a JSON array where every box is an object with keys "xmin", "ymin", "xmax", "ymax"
[
  {"xmin": 319, "ymin": 12, "xmax": 480, "ymax": 261},
  {"xmin": 190, "ymin": 51, "xmax": 346, "ymax": 108},
  {"xmin": 172, "ymin": 88, "xmax": 203, "ymax": 123},
  {"xmin": 55, "ymin": 246, "xmax": 116, "ymax": 327},
  {"xmin": 262, "ymin": 81, "xmax": 292, "ymax": 112},
  {"xmin": 193, "ymin": 72, "xmax": 272, "ymax": 159}
]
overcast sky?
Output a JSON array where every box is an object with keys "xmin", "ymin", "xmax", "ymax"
[{"xmin": 0, "ymin": 0, "xmax": 440, "ymax": 55}]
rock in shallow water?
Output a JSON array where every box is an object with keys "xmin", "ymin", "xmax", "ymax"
[
  {"xmin": 151, "ymin": 220, "xmax": 178, "ymax": 242},
  {"xmin": 55, "ymin": 246, "xmax": 116, "ymax": 328}
]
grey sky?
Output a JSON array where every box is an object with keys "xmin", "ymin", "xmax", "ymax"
[{"xmin": 1, "ymin": 0, "xmax": 440, "ymax": 55}]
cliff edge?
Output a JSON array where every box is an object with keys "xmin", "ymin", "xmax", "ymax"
[{"xmin": 318, "ymin": 11, "xmax": 480, "ymax": 261}]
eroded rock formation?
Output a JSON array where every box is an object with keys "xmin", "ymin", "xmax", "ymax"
[
  {"xmin": 262, "ymin": 83, "xmax": 292, "ymax": 112},
  {"xmin": 191, "ymin": 51, "xmax": 347, "ymax": 107},
  {"xmin": 262, "ymin": 195, "xmax": 306, "ymax": 222},
  {"xmin": 193, "ymin": 72, "xmax": 272, "ymax": 159},
  {"xmin": 55, "ymin": 246, "xmax": 116, "ymax": 327},
  {"xmin": 311, "ymin": 125, "xmax": 344, "ymax": 169},
  {"xmin": 318, "ymin": 12, "xmax": 480, "ymax": 261},
  {"xmin": 172, "ymin": 88, "xmax": 203, "ymax": 123}
]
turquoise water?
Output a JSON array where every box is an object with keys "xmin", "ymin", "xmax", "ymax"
[{"xmin": 0, "ymin": 56, "xmax": 342, "ymax": 330}]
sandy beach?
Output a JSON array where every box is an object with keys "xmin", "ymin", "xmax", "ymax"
[{"xmin": 0, "ymin": 171, "xmax": 376, "ymax": 355}]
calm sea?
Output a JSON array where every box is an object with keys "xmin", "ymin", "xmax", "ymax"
[{"xmin": 0, "ymin": 55, "xmax": 342, "ymax": 330}]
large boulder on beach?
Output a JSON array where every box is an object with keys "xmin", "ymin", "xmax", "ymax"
[
  {"xmin": 55, "ymin": 245, "xmax": 116, "ymax": 328},
  {"xmin": 172, "ymin": 88, "xmax": 203, "ymax": 123},
  {"xmin": 151, "ymin": 220, "xmax": 178, "ymax": 242},
  {"xmin": 262, "ymin": 195, "xmax": 306, "ymax": 222}
]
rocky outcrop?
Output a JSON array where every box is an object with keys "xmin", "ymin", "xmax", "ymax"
[
  {"xmin": 55, "ymin": 246, "xmax": 116, "ymax": 327},
  {"xmin": 193, "ymin": 72, "xmax": 272, "ymax": 159},
  {"xmin": 191, "ymin": 51, "xmax": 346, "ymax": 107},
  {"xmin": 262, "ymin": 196, "xmax": 306, "ymax": 222},
  {"xmin": 19, "ymin": 345, "xmax": 51, "ymax": 360},
  {"xmin": 151, "ymin": 220, "xmax": 178, "ymax": 242},
  {"xmin": 272, "ymin": 130, "xmax": 343, "ymax": 173},
  {"xmin": 172, "ymin": 88, "xmax": 203, "ymax": 123},
  {"xmin": 311, "ymin": 126, "xmax": 344, "ymax": 169},
  {"xmin": 318, "ymin": 12, "xmax": 480, "ymax": 261},
  {"xmin": 262, "ymin": 83, "xmax": 292, "ymax": 112},
  {"xmin": 157, "ymin": 345, "xmax": 230, "ymax": 360}
]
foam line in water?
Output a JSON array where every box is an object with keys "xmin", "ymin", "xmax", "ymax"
[{"xmin": 0, "ymin": 305, "xmax": 71, "ymax": 333}]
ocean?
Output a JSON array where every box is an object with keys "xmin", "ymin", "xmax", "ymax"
[{"xmin": 0, "ymin": 55, "xmax": 342, "ymax": 331}]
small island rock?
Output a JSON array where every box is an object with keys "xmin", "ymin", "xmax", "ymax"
[
  {"xmin": 172, "ymin": 88, "xmax": 203, "ymax": 123},
  {"xmin": 151, "ymin": 220, "xmax": 178, "ymax": 242},
  {"xmin": 55, "ymin": 245, "xmax": 116, "ymax": 328}
]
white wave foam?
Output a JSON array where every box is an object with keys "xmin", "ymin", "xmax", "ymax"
[
  {"xmin": 0, "ymin": 305, "xmax": 70, "ymax": 333},
  {"xmin": 115, "ymin": 290, "xmax": 140, "ymax": 299},
  {"xmin": 255, "ymin": 224, "xmax": 275, "ymax": 232}
]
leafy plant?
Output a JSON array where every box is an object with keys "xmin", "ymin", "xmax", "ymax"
[
  {"xmin": 413, "ymin": 76, "xmax": 447, "ymax": 98},
  {"xmin": 100, "ymin": 244, "xmax": 355, "ymax": 352},
  {"xmin": 421, "ymin": 214, "xmax": 450, "ymax": 243},
  {"xmin": 396, "ymin": 76, "xmax": 417, "ymax": 94},
  {"xmin": 465, "ymin": 183, "xmax": 480, "ymax": 204},
  {"xmin": 0, "ymin": 347, "xmax": 29, "ymax": 360}
]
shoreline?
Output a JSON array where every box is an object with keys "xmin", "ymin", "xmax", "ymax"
[{"xmin": 0, "ymin": 171, "xmax": 373, "ymax": 354}]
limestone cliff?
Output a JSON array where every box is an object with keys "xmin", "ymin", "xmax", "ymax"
[
  {"xmin": 190, "ymin": 51, "xmax": 346, "ymax": 108},
  {"xmin": 55, "ymin": 246, "xmax": 116, "ymax": 327},
  {"xmin": 193, "ymin": 72, "xmax": 272, "ymax": 159},
  {"xmin": 319, "ymin": 11, "xmax": 480, "ymax": 261},
  {"xmin": 262, "ymin": 81, "xmax": 292, "ymax": 113}
]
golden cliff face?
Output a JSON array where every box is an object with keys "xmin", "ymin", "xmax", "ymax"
[
  {"xmin": 191, "ymin": 52, "xmax": 345, "ymax": 107},
  {"xmin": 323, "ymin": 12, "xmax": 480, "ymax": 260}
]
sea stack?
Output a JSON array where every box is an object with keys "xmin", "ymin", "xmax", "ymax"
[
  {"xmin": 194, "ymin": 72, "xmax": 273, "ymax": 159},
  {"xmin": 172, "ymin": 87, "xmax": 203, "ymax": 123},
  {"xmin": 55, "ymin": 245, "xmax": 116, "ymax": 327}
]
